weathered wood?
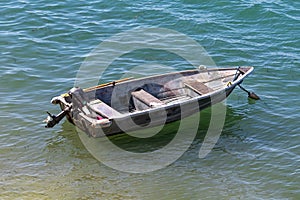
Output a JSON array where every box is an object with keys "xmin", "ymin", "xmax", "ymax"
[
  {"xmin": 131, "ymin": 89, "xmax": 164, "ymax": 107},
  {"xmin": 89, "ymin": 100, "xmax": 121, "ymax": 119},
  {"xmin": 184, "ymin": 80, "xmax": 212, "ymax": 95},
  {"xmin": 238, "ymin": 67, "xmax": 250, "ymax": 74}
]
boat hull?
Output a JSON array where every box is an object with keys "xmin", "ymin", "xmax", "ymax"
[{"xmin": 69, "ymin": 86, "xmax": 235, "ymax": 137}]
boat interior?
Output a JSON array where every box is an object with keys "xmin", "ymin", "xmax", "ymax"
[{"xmin": 83, "ymin": 68, "xmax": 242, "ymax": 119}]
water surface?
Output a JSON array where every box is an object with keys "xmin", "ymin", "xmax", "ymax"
[{"xmin": 0, "ymin": 0, "xmax": 299, "ymax": 199}]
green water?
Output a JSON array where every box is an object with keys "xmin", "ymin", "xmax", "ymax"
[{"xmin": 1, "ymin": 0, "xmax": 299, "ymax": 199}]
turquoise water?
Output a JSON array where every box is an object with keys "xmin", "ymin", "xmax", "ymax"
[{"xmin": 1, "ymin": 0, "xmax": 299, "ymax": 199}]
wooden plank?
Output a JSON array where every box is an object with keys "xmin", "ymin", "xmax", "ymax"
[
  {"xmin": 238, "ymin": 67, "xmax": 250, "ymax": 74},
  {"xmin": 89, "ymin": 101, "xmax": 121, "ymax": 119},
  {"xmin": 184, "ymin": 80, "xmax": 212, "ymax": 95},
  {"xmin": 131, "ymin": 89, "xmax": 164, "ymax": 107}
]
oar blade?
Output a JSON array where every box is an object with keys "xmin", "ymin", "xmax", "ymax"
[{"xmin": 248, "ymin": 92, "xmax": 260, "ymax": 100}]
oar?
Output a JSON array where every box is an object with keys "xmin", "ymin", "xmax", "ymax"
[
  {"xmin": 238, "ymin": 84, "xmax": 260, "ymax": 100},
  {"xmin": 83, "ymin": 77, "xmax": 133, "ymax": 92},
  {"xmin": 59, "ymin": 77, "xmax": 134, "ymax": 98}
]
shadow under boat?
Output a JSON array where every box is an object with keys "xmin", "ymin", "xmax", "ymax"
[{"xmin": 52, "ymin": 103, "xmax": 245, "ymax": 155}]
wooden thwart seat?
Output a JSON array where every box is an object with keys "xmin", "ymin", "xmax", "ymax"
[
  {"xmin": 88, "ymin": 100, "xmax": 121, "ymax": 119},
  {"xmin": 131, "ymin": 89, "xmax": 164, "ymax": 108},
  {"xmin": 184, "ymin": 80, "xmax": 212, "ymax": 95}
]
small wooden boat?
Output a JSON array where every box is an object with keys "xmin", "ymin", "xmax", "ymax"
[{"xmin": 45, "ymin": 66, "xmax": 255, "ymax": 137}]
